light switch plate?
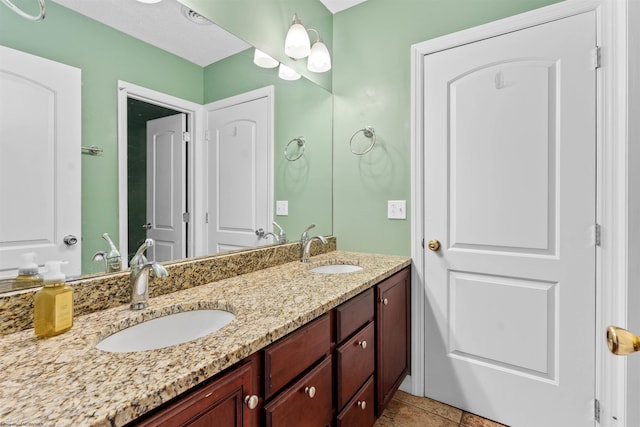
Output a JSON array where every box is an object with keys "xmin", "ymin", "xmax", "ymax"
[
  {"xmin": 276, "ymin": 200, "xmax": 288, "ymax": 216},
  {"xmin": 388, "ymin": 200, "xmax": 406, "ymax": 219}
]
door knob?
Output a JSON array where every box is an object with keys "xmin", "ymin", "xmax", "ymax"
[
  {"xmin": 427, "ymin": 239, "xmax": 441, "ymax": 252},
  {"xmin": 607, "ymin": 325, "xmax": 640, "ymax": 355},
  {"xmin": 142, "ymin": 223, "xmax": 152, "ymax": 230},
  {"xmin": 63, "ymin": 235, "xmax": 78, "ymax": 246}
]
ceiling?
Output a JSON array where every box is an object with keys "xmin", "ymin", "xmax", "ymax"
[{"xmin": 52, "ymin": 0, "xmax": 367, "ymax": 67}]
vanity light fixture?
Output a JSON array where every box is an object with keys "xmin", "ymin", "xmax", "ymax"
[
  {"xmin": 284, "ymin": 13, "xmax": 311, "ymax": 59},
  {"xmin": 136, "ymin": 0, "xmax": 162, "ymax": 3},
  {"xmin": 307, "ymin": 31, "xmax": 331, "ymax": 73},
  {"xmin": 278, "ymin": 64, "xmax": 301, "ymax": 81},
  {"xmin": 253, "ymin": 49, "xmax": 279, "ymax": 69}
]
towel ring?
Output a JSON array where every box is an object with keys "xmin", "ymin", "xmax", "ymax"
[
  {"xmin": 1, "ymin": 0, "xmax": 45, "ymax": 21},
  {"xmin": 284, "ymin": 136, "xmax": 305, "ymax": 161},
  {"xmin": 350, "ymin": 126, "xmax": 376, "ymax": 155}
]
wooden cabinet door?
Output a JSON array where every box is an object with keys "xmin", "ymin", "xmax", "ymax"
[
  {"xmin": 376, "ymin": 267, "xmax": 410, "ymax": 416},
  {"xmin": 264, "ymin": 356, "xmax": 333, "ymax": 427},
  {"xmin": 136, "ymin": 355, "xmax": 261, "ymax": 427}
]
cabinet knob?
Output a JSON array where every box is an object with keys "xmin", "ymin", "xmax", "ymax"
[
  {"xmin": 244, "ymin": 394, "xmax": 259, "ymax": 410},
  {"xmin": 305, "ymin": 386, "xmax": 316, "ymax": 398},
  {"xmin": 358, "ymin": 400, "xmax": 367, "ymax": 410},
  {"xmin": 358, "ymin": 340, "xmax": 367, "ymax": 349},
  {"xmin": 381, "ymin": 298, "xmax": 389, "ymax": 305}
]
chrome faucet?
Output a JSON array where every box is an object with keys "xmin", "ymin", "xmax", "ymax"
[
  {"xmin": 129, "ymin": 239, "xmax": 168, "ymax": 310},
  {"xmin": 256, "ymin": 221, "xmax": 287, "ymax": 244},
  {"xmin": 300, "ymin": 224, "xmax": 328, "ymax": 263}
]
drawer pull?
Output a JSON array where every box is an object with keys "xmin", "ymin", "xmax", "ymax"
[
  {"xmin": 204, "ymin": 392, "xmax": 213, "ymax": 398},
  {"xmin": 381, "ymin": 298, "xmax": 389, "ymax": 305},
  {"xmin": 305, "ymin": 386, "xmax": 316, "ymax": 398},
  {"xmin": 244, "ymin": 394, "xmax": 259, "ymax": 410},
  {"xmin": 358, "ymin": 340, "xmax": 367, "ymax": 349},
  {"xmin": 358, "ymin": 400, "xmax": 367, "ymax": 410}
]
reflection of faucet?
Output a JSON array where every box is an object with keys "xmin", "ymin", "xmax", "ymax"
[
  {"xmin": 91, "ymin": 251, "xmax": 108, "ymax": 273},
  {"xmin": 300, "ymin": 224, "xmax": 328, "ymax": 263},
  {"xmin": 101, "ymin": 233, "xmax": 122, "ymax": 272},
  {"xmin": 256, "ymin": 221, "xmax": 287, "ymax": 244},
  {"xmin": 129, "ymin": 239, "xmax": 168, "ymax": 310}
]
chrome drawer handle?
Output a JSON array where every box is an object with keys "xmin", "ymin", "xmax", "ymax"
[
  {"xmin": 358, "ymin": 340, "xmax": 367, "ymax": 349},
  {"xmin": 358, "ymin": 400, "xmax": 367, "ymax": 410},
  {"xmin": 305, "ymin": 386, "xmax": 316, "ymax": 398},
  {"xmin": 244, "ymin": 395, "xmax": 259, "ymax": 410}
]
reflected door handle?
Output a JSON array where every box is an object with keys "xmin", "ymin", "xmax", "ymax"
[
  {"xmin": 63, "ymin": 235, "xmax": 78, "ymax": 246},
  {"xmin": 607, "ymin": 326, "xmax": 640, "ymax": 355},
  {"xmin": 142, "ymin": 223, "xmax": 152, "ymax": 230}
]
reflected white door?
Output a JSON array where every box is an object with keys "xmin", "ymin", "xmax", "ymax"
[
  {"xmin": 423, "ymin": 12, "xmax": 596, "ymax": 427},
  {"xmin": 146, "ymin": 113, "xmax": 187, "ymax": 262},
  {"xmin": 0, "ymin": 46, "xmax": 81, "ymax": 277},
  {"xmin": 206, "ymin": 92, "xmax": 272, "ymax": 253}
]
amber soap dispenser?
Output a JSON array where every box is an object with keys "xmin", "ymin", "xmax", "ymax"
[{"xmin": 34, "ymin": 261, "xmax": 73, "ymax": 337}]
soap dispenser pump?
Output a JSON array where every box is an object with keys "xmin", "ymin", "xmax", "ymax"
[
  {"xmin": 34, "ymin": 261, "xmax": 73, "ymax": 338},
  {"xmin": 14, "ymin": 252, "xmax": 43, "ymax": 289}
]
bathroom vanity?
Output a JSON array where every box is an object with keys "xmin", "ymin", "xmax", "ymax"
[
  {"xmin": 0, "ymin": 250, "xmax": 410, "ymax": 426},
  {"xmin": 135, "ymin": 267, "xmax": 410, "ymax": 427}
]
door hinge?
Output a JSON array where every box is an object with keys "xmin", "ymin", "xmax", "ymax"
[
  {"xmin": 205, "ymin": 212, "xmax": 209, "ymax": 224},
  {"xmin": 595, "ymin": 223, "xmax": 601, "ymax": 247},
  {"xmin": 183, "ymin": 212, "xmax": 190, "ymax": 223},
  {"xmin": 421, "ymin": 238, "xmax": 425, "ymax": 249},
  {"xmin": 594, "ymin": 399, "xmax": 600, "ymax": 423},
  {"xmin": 182, "ymin": 131, "xmax": 191, "ymax": 143},
  {"xmin": 593, "ymin": 46, "xmax": 601, "ymax": 69},
  {"xmin": 205, "ymin": 130, "xmax": 211, "ymax": 141}
]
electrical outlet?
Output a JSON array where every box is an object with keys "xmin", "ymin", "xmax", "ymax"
[
  {"xmin": 276, "ymin": 200, "xmax": 288, "ymax": 216},
  {"xmin": 388, "ymin": 200, "xmax": 406, "ymax": 219}
]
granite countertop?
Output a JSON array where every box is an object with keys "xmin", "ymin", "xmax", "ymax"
[{"xmin": 0, "ymin": 251, "xmax": 410, "ymax": 426}]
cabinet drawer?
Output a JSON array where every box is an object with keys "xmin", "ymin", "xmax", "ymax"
[
  {"xmin": 336, "ymin": 288, "xmax": 373, "ymax": 343},
  {"xmin": 336, "ymin": 321, "xmax": 375, "ymax": 409},
  {"xmin": 264, "ymin": 356, "xmax": 333, "ymax": 427},
  {"xmin": 336, "ymin": 376, "xmax": 375, "ymax": 427},
  {"xmin": 264, "ymin": 313, "xmax": 331, "ymax": 399}
]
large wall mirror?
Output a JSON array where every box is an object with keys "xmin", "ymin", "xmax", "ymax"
[{"xmin": 0, "ymin": 0, "xmax": 333, "ymax": 287}]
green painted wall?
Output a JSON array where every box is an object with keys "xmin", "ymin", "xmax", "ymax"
[
  {"xmin": 0, "ymin": 2, "xmax": 203, "ymax": 274},
  {"xmin": 203, "ymin": 49, "xmax": 333, "ymax": 239},
  {"xmin": 332, "ymin": 0, "xmax": 561, "ymax": 256},
  {"xmin": 181, "ymin": 0, "xmax": 333, "ymax": 91}
]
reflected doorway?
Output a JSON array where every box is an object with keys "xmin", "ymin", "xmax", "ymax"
[{"xmin": 127, "ymin": 99, "xmax": 188, "ymax": 263}]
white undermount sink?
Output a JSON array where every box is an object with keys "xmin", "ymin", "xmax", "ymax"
[
  {"xmin": 96, "ymin": 309, "xmax": 236, "ymax": 353},
  {"xmin": 309, "ymin": 264, "xmax": 363, "ymax": 274}
]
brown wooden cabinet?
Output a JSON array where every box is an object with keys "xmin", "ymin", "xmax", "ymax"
[
  {"xmin": 131, "ymin": 267, "xmax": 410, "ymax": 427},
  {"xmin": 134, "ymin": 353, "xmax": 261, "ymax": 427},
  {"xmin": 376, "ymin": 267, "xmax": 411, "ymax": 416}
]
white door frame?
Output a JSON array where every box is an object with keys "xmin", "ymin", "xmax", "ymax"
[
  {"xmin": 410, "ymin": 1, "xmax": 636, "ymax": 425},
  {"xmin": 117, "ymin": 81, "xmax": 204, "ymax": 264}
]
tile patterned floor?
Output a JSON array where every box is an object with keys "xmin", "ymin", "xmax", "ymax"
[{"xmin": 374, "ymin": 390, "xmax": 509, "ymax": 427}]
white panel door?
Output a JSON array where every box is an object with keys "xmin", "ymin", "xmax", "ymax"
[
  {"xmin": 206, "ymin": 96, "xmax": 270, "ymax": 253},
  {"xmin": 146, "ymin": 113, "xmax": 186, "ymax": 262},
  {"xmin": 0, "ymin": 46, "xmax": 81, "ymax": 277},
  {"xmin": 423, "ymin": 12, "xmax": 596, "ymax": 427}
]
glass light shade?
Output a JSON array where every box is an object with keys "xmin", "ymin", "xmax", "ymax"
[
  {"xmin": 284, "ymin": 23, "xmax": 311, "ymax": 59},
  {"xmin": 307, "ymin": 41, "xmax": 331, "ymax": 73},
  {"xmin": 253, "ymin": 49, "xmax": 279, "ymax": 69},
  {"xmin": 278, "ymin": 64, "xmax": 301, "ymax": 81}
]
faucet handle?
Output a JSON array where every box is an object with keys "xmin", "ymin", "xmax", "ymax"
[{"xmin": 303, "ymin": 224, "xmax": 316, "ymax": 233}]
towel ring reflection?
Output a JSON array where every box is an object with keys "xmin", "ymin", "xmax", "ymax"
[
  {"xmin": 350, "ymin": 126, "xmax": 376, "ymax": 155},
  {"xmin": 284, "ymin": 136, "xmax": 305, "ymax": 161},
  {"xmin": 1, "ymin": 0, "xmax": 45, "ymax": 21}
]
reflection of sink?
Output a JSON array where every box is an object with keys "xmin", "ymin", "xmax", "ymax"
[
  {"xmin": 309, "ymin": 264, "xmax": 363, "ymax": 274},
  {"xmin": 96, "ymin": 310, "xmax": 236, "ymax": 353}
]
